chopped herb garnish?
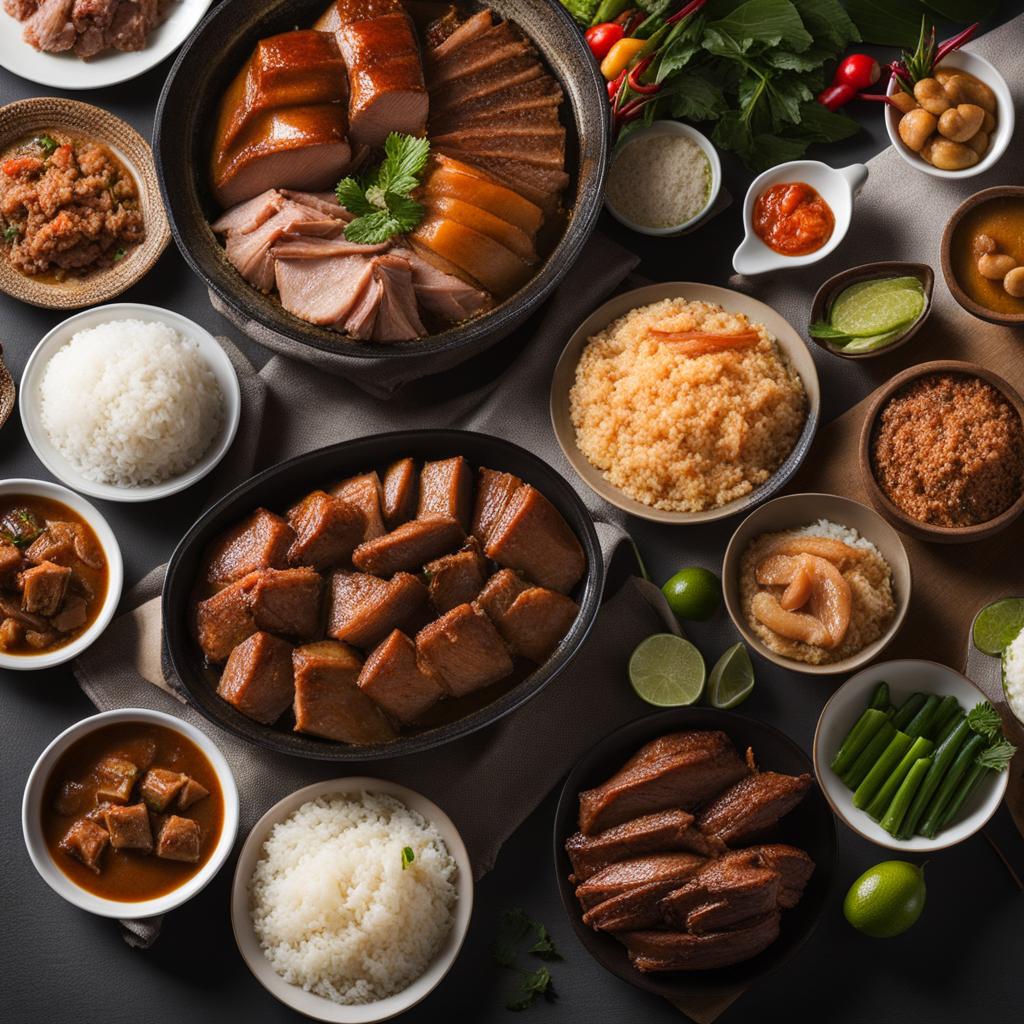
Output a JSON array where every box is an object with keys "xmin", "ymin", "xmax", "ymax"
[
  {"xmin": 400, "ymin": 846, "xmax": 415, "ymax": 870},
  {"xmin": 113, "ymin": 246, "xmax": 127, "ymax": 262},
  {"xmin": 3, "ymin": 223, "xmax": 20, "ymax": 243},
  {"xmin": 528, "ymin": 924, "xmax": 562, "ymax": 962},
  {"xmin": 977, "ymin": 739, "xmax": 1016, "ymax": 772},
  {"xmin": 967, "ymin": 701, "xmax": 1003, "ymax": 741},
  {"xmin": 34, "ymin": 135, "xmax": 58, "ymax": 157},
  {"xmin": 335, "ymin": 132, "xmax": 430, "ymax": 245},
  {"xmin": 506, "ymin": 966, "xmax": 556, "ymax": 1012},
  {"xmin": 493, "ymin": 908, "xmax": 533, "ymax": 968},
  {"xmin": 493, "ymin": 909, "xmax": 563, "ymax": 1011}
]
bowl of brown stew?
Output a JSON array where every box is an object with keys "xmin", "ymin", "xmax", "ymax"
[
  {"xmin": 22, "ymin": 707, "xmax": 239, "ymax": 919},
  {"xmin": 0, "ymin": 478, "xmax": 123, "ymax": 670}
]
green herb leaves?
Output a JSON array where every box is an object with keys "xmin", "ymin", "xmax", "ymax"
[
  {"xmin": 493, "ymin": 908, "xmax": 562, "ymax": 1011},
  {"xmin": 34, "ymin": 135, "xmax": 58, "ymax": 157},
  {"xmin": 335, "ymin": 133, "xmax": 430, "ymax": 246},
  {"xmin": 967, "ymin": 701, "xmax": 1003, "ymax": 741},
  {"xmin": 400, "ymin": 846, "xmax": 415, "ymax": 870},
  {"xmin": 977, "ymin": 740, "xmax": 1016, "ymax": 773},
  {"xmin": 3, "ymin": 223, "xmax": 20, "ymax": 243}
]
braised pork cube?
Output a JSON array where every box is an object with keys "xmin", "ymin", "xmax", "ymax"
[
  {"xmin": 156, "ymin": 815, "xmax": 202, "ymax": 863},
  {"xmin": 418, "ymin": 457, "xmax": 473, "ymax": 529},
  {"xmin": 94, "ymin": 756, "xmax": 139, "ymax": 804},
  {"xmin": 382, "ymin": 458, "xmax": 419, "ymax": 528},
  {"xmin": 53, "ymin": 780, "xmax": 89, "ymax": 816},
  {"xmin": 476, "ymin": 568, "xmax": 529, "ymax": 620},
  {"xmin": 218, "ymin": 631, "xmax": 295, "ymax": 724},
  {"xmin": 471, "ymin": 468, "xmax": 522, "ymax": 543},
  {"xmin": 51, "ymin": 594, "xmax": 88, "ymax": 633},
  {"xmin": 495, "ymin": 587, "xmax": 578, "ymax": 662},
  {"xmin": 59, "ymin": 818, "xmax": 109, "ymax": 874},
  {"xmin": 248, "ymin": 567, "xmax": 323, "ymax": 639},
  {"xmin": 177, "ymin": 777, "xmax": 210, "ymax": 811},
  {"xmin": 19, "ymin": 560, "xmax": 71, "ymax": 616},
  {"xmin": 286, "ymin": 490, "xmax": 365, "ymax": 570},
  {"xmin": 357, "ymin": 629, "xmax": 445, "ymax": 724},
  {"xmin": 485, "ymin": 485, "xmax": 584, "ymax": 593},
  {"xmin": 24, "ymin": 520, "xmax": 103, "ymax": 569},
  {"xmin": 0, "ymin": 540, "xmax": 21, "ymax": 579},
  {"xmin": 424, "ymin": 538, "xmax": 488, "ymax": 614},
  {"xmin": 331, "ymin": 472, "xmax": 386, "ymax": 541},
  {"xmin": 205, "ymin": 509, "xmax": 294, "ymax": 585},
  {"xmin": 0, "ymin": 617, "xmax": 23, "ymax": 651},
  {"xmin": 102, "ymin": 803, "xmax": 153, "ymax": 852},
  {"xmin": 352, "ymin": 517, "xmax": 465, "ymax": 577},
  {"xmin": 195, "ymin": 574, "xmax": 258, "ymax": 663},
  {"xmin": 327, "ymin": 570, "xmax": 429, "ymax": 648},
  {"xmin": 293, "ymin": 640, "xmax": 397, "ymax": 744},
  {"xmin": 140, "ymin": 768, "xmax": 186, "ymax": 812},
  {"xmin": 416, "ymin": 602, "xmax": 513, "ymax": 697}
]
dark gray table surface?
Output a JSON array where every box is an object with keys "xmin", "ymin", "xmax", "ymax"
[{"xmin": 2, "ymin": 8, "xmax": 1023, "ymax": 1024}]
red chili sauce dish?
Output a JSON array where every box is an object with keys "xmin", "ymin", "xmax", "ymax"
[{"xmin": 752, "ymin": 182, "xmax": 835, "ymax": 256}]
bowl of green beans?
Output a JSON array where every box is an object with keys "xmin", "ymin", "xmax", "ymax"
[{"xmin": 813, "ymin": 660, "xmax": 1013, "ymax": 851}]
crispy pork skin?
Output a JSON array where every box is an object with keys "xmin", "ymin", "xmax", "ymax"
[
  {"xmin": 577, "ymin": 731, "xmax": 748, "ymax": 835},
  {"xmin": 696, "ymin": 771, "xmax": 812, "ymax": 846}
]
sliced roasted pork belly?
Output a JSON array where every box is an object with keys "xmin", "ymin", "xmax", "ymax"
[
  {"xmin": 428, "ymin": 8, "xmax": 493, "ymax": 59},
  {"xmin": 425, "ymin": 196, "xmax": 536, "ymax": 262},
  {"xmin": 424, "ymin": 156, "xmax": 544, "ymax": 236},
  {"xmin": 575, "ymin": 852, "xmax": 707, "ymax": 911},
  {"xmin": 696, "ymin": 770, "xmax": 812, "ymax": 846},
  {"xmin": 621, "ymin": 913, "xmax": 782, "ymax": 972},
  {"xmin": 429, "ymin": 36, "xmax": 532, "ymax": 87},
  {"xmin": 744, "ymin": 844, "xmax": 815, "ymax": 908},
  {"xmin": 429, "ymin": 61, "xmax": 545, "ymax": 116},
  {"xmin": 210, "ymin": 189, "xmax": 286, "ymax": 235},
  {"xmin": 269, "ymin": 236, "xmax": 388, "ymax": 258},
  {"xmin": 274, "ymin": 254, "xmax": 374, "ymax": 325},
  {"xmin": 431, "ymin": 148, "xmax": 569, "ymax": 213},
  {"xmin": 429, "ymin": 77, "xmax": 562, "ymax": 133},
  {"xmin": 316, "ymin": 0, "xmax": 427, "ymax": 147},
  {"xmin": 371, "ymin": 252, "xmax": 426, "ymax": 342},
  {"xmin": 392, "ymin": 246, "xmax": 491, "ymax": 320},
  {"xmin": 278, "ymin": 189, "xmax": 352, "ymax": 219},
  {"xmin": 431, "ymin": 126, "xmax": 566, "ymax": 169}
]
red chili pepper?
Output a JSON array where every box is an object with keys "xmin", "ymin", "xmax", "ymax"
[
  {"xmin": 585, "ymin": 22, "xmax": 625, "ymax": 62},
  {"xmin": 608, "ymin": 67, "xmax": 628, "ymax": 101},
  {"xmin": 626, "ymin": 55, "xmax": 660, "ymax": 95},
  {"xmin": 817, "ymin": 82, "xmax": 858, "ymax": 111},
  {"xmin": 834, "ymin": 53, "xmax": 880, "ymax": 91}
]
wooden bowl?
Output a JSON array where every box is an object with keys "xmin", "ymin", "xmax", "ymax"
[
  {"xmin": 808, "ymin": 261, "xmax": 933, "ymax": 360},
  {"xmin": 0, "ymin": 342, "xmax": 13, "ymax": 431},
  {"xmin": 941, "ymin": 186, "xmax": 1024, "ymax": 327},
  {"xmin": 858, "ymin": 360, "xmax": 1024, "ymax": 544},
  {"xmin": 0, "ymin": 98, "xmax": 169, "ymax": 310}
]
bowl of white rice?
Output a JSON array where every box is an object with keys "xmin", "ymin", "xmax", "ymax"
[
  {"xmin": 20, "ymin": 303, "xmax": 240, "ymax": 502},
  {"xmin": 232, "ymin": 779, "xmax": 473, "ymax": 1023}
]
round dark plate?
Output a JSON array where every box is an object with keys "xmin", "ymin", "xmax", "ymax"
[
  {"xmin": 163, "ymin": 430, "xmax": 603, "ymax": 761},
  {"xmin": 153, "ymin": 0, "xmax": 608, "ymax": 366},
  {"xmin": 552, "ymin": 708, "xmax": 836, "ymax": 998}
]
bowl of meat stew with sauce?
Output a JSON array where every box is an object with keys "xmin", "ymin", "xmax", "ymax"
[
  {"xmin": 162, "ymin": 430, "xmax": 603, "ymax": 761},
  {"xmin": 22, "ymin": 707, "xmax": 239, "ymax": 919},
  {"xmin": 153, "ymin": 0, "xmax": 608, "ymax": 370},
  {"xmin": 0, "ymin": 478, "xmax": 123, "ymax": 671}
]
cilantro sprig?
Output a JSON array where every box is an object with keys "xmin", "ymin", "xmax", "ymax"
[
  {"xmin": 335, "ymin": 133, "xmax": 430, "ymax": 245},
  {"xmin": 493, "ymin": 908, "xmax": 562, "ymax": 1012}
]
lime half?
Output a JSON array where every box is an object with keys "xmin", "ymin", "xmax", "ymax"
[
  {"xmin": 973, "ymin": 598, "xmax": 1024, "ymax": 655},
  {"xmin": 708, "ymin": 643, "xmax": 755, "ymax": 709},
  {"xmin": 629, "ymin": 634, "xmax": 706, "ymax": 707}
]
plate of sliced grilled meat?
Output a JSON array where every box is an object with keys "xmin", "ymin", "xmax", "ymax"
[
  {"xmin": 162, "ymin": 429, "xmax": 602, "ymax": 760},
  {"xmin": 554, "ymin": 709, "xmax": 835, "ymax": 994}
]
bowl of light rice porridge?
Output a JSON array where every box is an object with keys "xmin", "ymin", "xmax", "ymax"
[
  {"xmin": 723, "ymin": 493, "xmax": 912, "ymax": 676},
  {"xmin": 604, "ymin": 121, "xmax": 721, "ymax": 235}
]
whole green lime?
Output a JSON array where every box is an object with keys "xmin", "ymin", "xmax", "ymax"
[
  {"xmin": 843, "ymin": 861, "xmax": 926, "ymax": 938},
  {"xmin": 662, "ymin": 568, "xmax": 722, "ymax": 622}
]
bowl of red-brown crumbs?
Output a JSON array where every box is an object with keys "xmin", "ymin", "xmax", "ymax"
[{"xmin": 859, "ymin": 360, "xmax": 1024, "ymax": 543}]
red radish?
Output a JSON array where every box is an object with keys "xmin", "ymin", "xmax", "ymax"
[
  {"xmin": 585, "ymin": 22, "xmax": 624, "ymax": 62},
  {"xmin": 817, "ymin": 82, "xmax": 858, "ymax": 111},
  {"xmin": 835, "ymin": 54, "xmax": 880, "ymax": 91}
]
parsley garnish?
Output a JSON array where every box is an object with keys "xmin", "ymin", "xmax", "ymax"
[
  {"xmin": 3, "ymin": 223, "xmax": 20, "ymax": 243},
  {"xmin": 34, "ymin": 135, "xmax": 58, "ymax": 157},
  {"xmin": 493, "ymin": 908, "xmax": 562, "ymax": 1011},
  {"xmin": 113, "ymin": 246, "xmax": 127, "ymax": 262},
  {"xmin": 335, "ymin": 132, "xmax": 429, "ymax": 245},
  {"xmin": 400, "ymin": 846, "xmax": 415, "ymax": 870}
]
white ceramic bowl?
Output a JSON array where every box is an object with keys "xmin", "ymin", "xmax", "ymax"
[
  {"xmin": 604, "ymin": 121, "xmax": 722, "ymax": 236},
  {"xmin": 20, "ymin": 303, "xmax": 241, "ymax": 503},
  {"xmin": 0, "ymin": 478, "xmax": 123, "ymax": 671},
  {"xmin": 0, "ymin": 1, "xmax": 214, "ymax": 90},
  {"xmin": 21, "ymin": 707, "xmax": 239, "ymax": 917},
  {"xmin": 722, "ymin": 493, "xmax": 911, "ymax": 677},
  {"xmin": 231, "ymin": 778, "xmax": 474, "ymax": 1023},
  {"xmin": 550, "ymin": 281, "xmax": 820, "ymax": 525},
  {"xmin": 884, "ymin": 50, "xmax": 1013, "ymax": 179},
  {"xmin": 732, "ymin": 160, "xmax": 868, "ymax": 276},
  {"xmin": 813, "ymin": 660, "xmax": 1008, "ymax": 852}
]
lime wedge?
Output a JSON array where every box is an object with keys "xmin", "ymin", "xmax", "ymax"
[
  {"xmin": 974, "ymin": 598, "xmax": 1024, "ymax": 655},
  {"xmin": 708, "ymin": 642, "xmax": 755, "ymax": 709},
  {"xmin": 831, "ymin": 279, "xmax": 924, "ymax": 337},
  {"xmin": 629, "ymin": 634, "xmax": 706, "ymax": 707}
]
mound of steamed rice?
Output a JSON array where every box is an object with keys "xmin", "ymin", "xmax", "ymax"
[
  {"xmin": 249, "ymin": 792, "xmax": 458, "ymax": 1006},
  {"xmin": 39, "ymin": 319, "xmax": 223, "ymax": 487}
]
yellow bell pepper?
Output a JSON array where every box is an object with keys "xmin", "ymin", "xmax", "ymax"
[{"xmin": 600, "ymin": 37, "xmax": 645, "ymax": 81}]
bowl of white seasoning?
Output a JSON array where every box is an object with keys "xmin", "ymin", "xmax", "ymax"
[{"xmin": 604, "ymin": 121, "xmax": 721, "ymax": 236}]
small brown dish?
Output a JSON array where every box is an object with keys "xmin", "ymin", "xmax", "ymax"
[
  {"xmin": 0, "ymin": 342, "xmax": 14, "ymax": 430},
  {"xmin": 808, "ymin": 261, "xmax": 934, "ymax": 360},
  {"xmin": 941, "ymin": 186, "xmax": 1024, "ymax": 327},
  {"xmin": 859, "ymin": 359, "xmax": 1024, "ymax": 544},
  {"xmin": 0, "ymin": 97, "xmax": 169, "ymax": 310}
]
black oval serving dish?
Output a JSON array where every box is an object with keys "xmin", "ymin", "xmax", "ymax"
[
  {"xmin": 153, "ymin": 0, "xmax": 609, "ymax": 367},
  {"xmin": 553, "ymin": 708, "xmax": 836, "ymax": 998},
  {"xmin": 163, "ymin": 430, "xmax": 604, "ymax": 761}
]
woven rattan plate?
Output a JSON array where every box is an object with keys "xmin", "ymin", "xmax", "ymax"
[
  {"xmin": 0, "ymin": 97, "xmax": 169, "ymax": 309},
  {"xmin": 0, "ymin": 342, "xmax": 13, "ymax": 430}
]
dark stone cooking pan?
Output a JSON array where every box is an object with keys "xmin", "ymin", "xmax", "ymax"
[
  {"xmin": 163, "ymin": 430, "xmax": 603, "ymax": 760},
  {"xmin": 553, "ymin": 709, "xmax": 836, "ymax": 997},
  {"xmin": 153, "ymin": 0, "xmax": 608, "ymax": 367}
]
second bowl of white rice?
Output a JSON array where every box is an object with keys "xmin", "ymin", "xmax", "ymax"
[
  {"xmin": 231, "ymin": 779, "xmax": 473, "ymax": 1024},
  {"xmin": 19, "ymin": 303, "xmax": 241, "ymax": 503}
]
